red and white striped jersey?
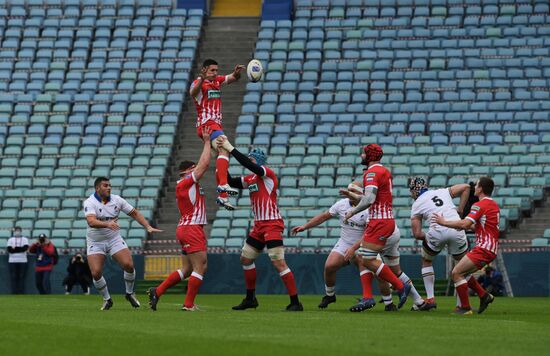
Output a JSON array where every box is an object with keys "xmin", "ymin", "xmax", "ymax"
[
  {"xmin": 191, "ymin": 75, "xmax": 228, "ymax": 127},
  {"xmin": 466, "ymin": 197, "xmax": 500, "ymax": 254},
  {"xmin": 242, "ymin": 166, "xmax": 282, "ymax": 221},
  {"xmin": 362, "ymin": 163, "xmax": 394, "ymax": 220},
  {"xmin": 176, "ymin": 172, "xmax": 207, "ymax": 226}
]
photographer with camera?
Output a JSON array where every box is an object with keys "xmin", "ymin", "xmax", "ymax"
[
  {"xmin": 63, "ymin": 253, "xmax": 92, "ymax": 295},
  {"xmin": 29, "ymin": 234, "xmax": 58, "ymax": 294},
  {"xmin": 6, "ymin": 226, "xmax": 29, "ymax": 294}
]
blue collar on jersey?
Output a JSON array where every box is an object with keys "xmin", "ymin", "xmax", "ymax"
[
  {"xmin": 417, "ymin": 188, "xmax": 429, "ymax": 197},
  {"xmin": 94, "ymin": 192, "xmax": 111, "ymax": 203}
]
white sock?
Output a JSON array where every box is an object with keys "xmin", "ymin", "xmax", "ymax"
[
  {"xmin": 422, "ymin": 266, "xmax": 435, "ymax": 299},
  {"xmin": 325, "ymin": 285, "xmax": 335, "ymax": 297},
  {"xmin": 399, "ymin": 272, "xmax": 424, "ymax": 305},
  {"xmin": 124, "ymin": 269, "xmax": 136, "ymax": 294},
  {"xmin": 93, "ymin": 277, "xmax": 111, "ymax": 301},
  {"xmin": 382, "ymin": 294, "xmax": 393, "ymax": 305}
]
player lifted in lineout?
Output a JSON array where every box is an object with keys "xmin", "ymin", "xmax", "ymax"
[
  {"xmin": 189, "ymin": 59, "xmax": 246, "ymax": 211},
  {"xmin": 409, "ymin": 177, "xmax": 471, "ymax": 311},
  {"xmin": 433, "ymin": 177, "xmax": 500, "ymax": 315},
  {"xmin": 217, "ymin": 137, "xmax": 303, "ymax": 311},
  {"xmin": 84, "ymin": 177, "xmax": 163, "ymax": 310},
  {"xmin": 291, "ymin": 182, "xmax": 392, "ymax": 312},
  {"xmin": 147, "ymin": 127, "xmax": 212, "ymax": 311}
]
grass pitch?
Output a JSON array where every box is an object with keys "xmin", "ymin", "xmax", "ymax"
[{"xmin": 1, "ymin": 295, "xmax": 549, "ymax": 356}]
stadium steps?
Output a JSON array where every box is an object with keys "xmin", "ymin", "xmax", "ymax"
[
  {"xmin": 505, "ymin": 197, "xmax": 550, "ymax": 241},
  {"xmin": 151, "ymin": 17, "xmax": 259, "ymax": 249}
]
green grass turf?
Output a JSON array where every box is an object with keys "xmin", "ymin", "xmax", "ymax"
[{"xmin": 1, "ymin": 295, "xmax": 549, "ymax": 356}]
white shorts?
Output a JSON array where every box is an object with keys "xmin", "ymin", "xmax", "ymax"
[
  {"xmin": 331, "ymin": 237, "xmax": 383, "ymax": 261},
  {"xmin": 425, "ymin": 228, "xmax": 468, "ymax": 256},
  {"xmin": 86, "ymin": 235, "xmax": 128, "ymax": 256},
  {"xmin": 331, "ymin": 237, "xmax": 359, "ymax": 257},
  {"xmin": 381, "ymin": 226, "xmax": 400, "ymax": 258}
]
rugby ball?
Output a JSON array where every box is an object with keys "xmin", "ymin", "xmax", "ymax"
[{"xmin": 247, "ymin": 59, "xmax": 263, "ymax": 82}]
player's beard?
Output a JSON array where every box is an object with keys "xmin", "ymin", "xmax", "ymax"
[{"xmin": 361, "ymin": 157, "xmax": 369, "ymax": 166}]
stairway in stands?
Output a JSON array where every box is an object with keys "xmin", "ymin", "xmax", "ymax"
[
  {"xmin": 149, "ymin": 16, "xmax": 259, "ymax": 251},
  {"xmin": 504, "ymin": 197, "xmax": 550, "ymax": 242}
]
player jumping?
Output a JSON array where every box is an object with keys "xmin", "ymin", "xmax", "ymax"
[
  {"xmin": 433, "ymin": 177, "xmax": 500, "ymax": 315},
  {"xmin": 189, "ymin": 59, "xmax": 246, "ymax": 210},
  {"xmin": 409, "ymin": 177, "xmax": 471, "ymax": 311},
  {"xmin": 217, "ymin": 137, "xmax": 303, "ymax": 311},
  {"xmin": 340, "ymin": 144, "xmax": 419, "ymax": 310},
  {"xmin": 84, "ymin": 178, "xmax": 162, "ymax": 310},
  {"xmin": 291, "ymin": 182, "xmax": 392, "ymax": 312},
  {"xmin": 147, "ymin": 127, "xmax": 212, "ymax": 311}
]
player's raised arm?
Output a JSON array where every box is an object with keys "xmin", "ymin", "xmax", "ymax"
[
  {"xmin": 225, "ymin": 64, "xmax": 246, "ymax": 85},
  {"xmin": 449, "ymin": 183, "xmax": 471, "ymax": 217},
  {"xmin": 189, "ymin": 68, "xmax": 206, "ymax": 98},
  {"xmin": 290, "ymin": 211, "xmax": 332, "ymax": 236},
  {"xmin": 226, "ymin": 172, "xmax": 244, "ymax": 189},
  {"xmin": 217, "ymin": 137, "xmax": 265, "ymax": 176},
  {"xmin": 192, "ymin": 127, "xmax": 213, "ymax": 181},
  {"xmin": 411, "ymin": 215, "xmax": 426, "ymax": 240}
]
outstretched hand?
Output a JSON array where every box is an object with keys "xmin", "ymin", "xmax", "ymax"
[
  {"xmin": 201, "ymin": 126, "xmax": 212, "ymax": 142},
  {"xmin": 233, "ymin": 64, "xmax": 246, "ymax": 74},
  {"xmin": 146, "ymin": 226, "xmax": 164, "ymax": 234},
  {"xmin": 290, "ymin": 226, "xmax": 306, "ymax": 236},
  {"xmin": 431, "ymin": 213, "xmax": 445, "ymax": 226}
]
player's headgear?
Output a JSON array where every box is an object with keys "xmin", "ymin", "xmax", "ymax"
[
  {"xmin": 409, "ymin": 177, "xmax": 428, "ymax": 197},
  {"xmin": 363, "ymin": 144, "xmax": 383, "ymax": 163},
  {"xmin": 248, "ymin": 148, "xmax": 267, "ymax": 166},
  {"xmin": 179, "ymin": 160, "xmax": 196, "ymax": 174}
]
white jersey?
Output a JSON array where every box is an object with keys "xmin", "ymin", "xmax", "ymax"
[
  {"xmin": 329, "ymin": 199, "xmax": 369, "ymax": 243},
  {"xmin": 83, "ymin": 193, "xmax": 135, "ymax": 242},
  {"xmin": 411, "ymin": 188, "xmax": 461, "ymax": 233},
  {"xmin": 7, "ymin": 236, "xmax": 29, "ymax": 263}
]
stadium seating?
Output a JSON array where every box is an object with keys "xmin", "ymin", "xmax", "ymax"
[
  {"xmin": 0, "ymin": 0, "xmax": 204, "ymax": 249},
  {"xmin": 211, "ymin": 0, "xmax": 550, "ymax": 250}
]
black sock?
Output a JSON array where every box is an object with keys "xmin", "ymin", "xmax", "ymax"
[
  {"xmin": 246, "ymin": 289, "xmax": 255, "ymax": 300},
  {"xmin": 290, "ymin": 294, "xmax": 299, "ymax": 304}
]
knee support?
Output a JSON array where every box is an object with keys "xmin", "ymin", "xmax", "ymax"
[
  {"xmin": 267, "ymin": 246, "xmax": 285, "ymax": 261},
  {"xmin": 384, "ymin": 256, "xmax": 400, "ymax": 266},
  {"xmin": 241, "ymin": 243, "xmax": 261, "ymax": 260},
  {"xmin": 358, "ymin": 247, "xmax": 379, "ymax": 260}
]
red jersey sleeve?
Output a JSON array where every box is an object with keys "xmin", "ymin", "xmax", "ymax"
[
  {"xmin": 466, "ymin": 202, "xmax": 483, "ymax": 223},
  {"xmin": 363, "ymin": 169, "xmax": 379, "ymax": 189},
  {"xmin": 216, "ymin": 75, "xmax": 228, "ymax": 85},
  {"xmin": 190, "ymin": 79, "xmax": 201, "ymax": 96}
]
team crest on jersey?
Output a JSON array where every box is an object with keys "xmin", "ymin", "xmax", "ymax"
[
  {"xmin": 248, "ymin": 183, "xmax": 259, "ymax": 193},
  {"xmin": 366, "ymin": 178, "xmax": 374, "ymax": 182},
  {"xmin": 472, "ymin": 206, "xmax": 481, "ymax": 211},
  {"xmin": 207, "ymin": 90, "xmax": 221, "ymax": 99},
  {"xmin": 367, "ymin": 172, "xmax": 376, "ymax": 177}
]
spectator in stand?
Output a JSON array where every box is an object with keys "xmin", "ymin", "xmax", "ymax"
[
  {"xmin": 6, "ymin": 226, "xmax": 29, "ymax": 294},
  {"xmin": 29, "ymin": 234, "xmax": 57, "ymax": 294}
]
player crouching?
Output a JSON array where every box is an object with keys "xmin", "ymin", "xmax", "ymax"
[{"xmin": 217, "ymin": 137, "xmax": 303, "ymax": 311}]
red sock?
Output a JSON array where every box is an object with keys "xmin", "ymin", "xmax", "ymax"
[
  {"xmin": 455, "ymin": 280, "xmax": 471, "ymax": 309},
  {"xmin": 243, "ymin": 264, "xmax": 256, "ymax": 290},
  {"xmin": 157, "ymin": 270, "xmax": 183, "ymax": 297},
  {"xmin": 184, "ymin": 272, "xmax": 203, "ymax": 308},
  {"xmin": 360, "ymin": 270, "xmax": 373, "ymax": 299},
  {"xmin": 375, "ymin": 264, "xmax": 404, "ymax": 291},
  {"xmin": 216, "ymin": 155, "xmax": 229, "ymax": 197},
  {"xmin": 280, "ymin": 269, "xmax": 298, "ymax": 296},
  {"xmin": 467, "ymin": 275, "xmax": 487, "ymax": 298}
]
